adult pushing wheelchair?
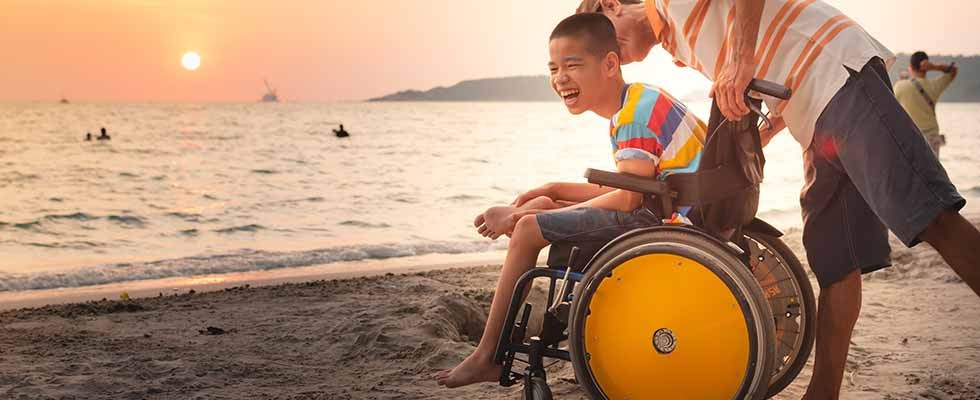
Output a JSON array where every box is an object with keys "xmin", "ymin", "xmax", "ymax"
[{"xmin": 493, "ymin": 80, "xmax": 816, "ymax": 399}]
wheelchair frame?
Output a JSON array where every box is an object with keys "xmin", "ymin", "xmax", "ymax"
[{"xmin": 493, "ymin": 219, "xmax": 807, "ymax": 398}]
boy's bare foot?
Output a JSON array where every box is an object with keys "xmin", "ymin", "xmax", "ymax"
[
  {"xmin": 474, "ymin": 195, "xmax": 564, "ymax": 239},
  {"xmin": 433, "ymin": 353, "xmax": 502, "ymax": 388},
  {"xmin": 483, "ymin": 206, "xmax": 518, "ymax": 235}
]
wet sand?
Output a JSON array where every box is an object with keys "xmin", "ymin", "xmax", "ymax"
[{"xmin": 1, "ymin": 226, "xmax": 978, "ymax": 399}]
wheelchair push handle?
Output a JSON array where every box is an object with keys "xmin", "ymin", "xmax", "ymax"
[
  {"xmin": 745, "ymin": 79, "xmax": 791, "ymax": 130},
  {"xmin": 747, "ymin": 79, "xmax": 791, "ymax": 100}
]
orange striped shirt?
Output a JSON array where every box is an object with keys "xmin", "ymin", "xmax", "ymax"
[{"xmin": 647, "ymin": 0, "xmax": 894, "ymax": 148}]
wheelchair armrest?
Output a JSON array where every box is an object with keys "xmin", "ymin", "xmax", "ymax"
[{"xmin": 584, "ymin": 168, "xmax": 672, "ymax": 196}]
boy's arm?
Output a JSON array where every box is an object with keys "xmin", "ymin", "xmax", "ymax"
[
  {"xmin": 512, "ymin": 182, "xmax": 615, "ymax": 206},
  {"xmin": 516, "ymin": 159, "xmax": 656, "ymax": 217},
  {"xmin": 550, "ymin": 182, "xmax": 617, "ymax": 203}
]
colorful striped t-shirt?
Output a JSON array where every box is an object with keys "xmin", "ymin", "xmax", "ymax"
[{"xmin": 610, "ymin": 83, "xmax": 707, "ymax": 179}]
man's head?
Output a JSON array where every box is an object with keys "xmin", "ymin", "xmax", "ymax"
[
  {"xmin": 909, "ymin": 51, "xmax": 929, "ymax": 74},
  {"xmin": 549, "ymin": 13, "xmax": 625, "ymax": 116},
  {"xmin": 577, "ymin": 0, "xmax": 657, "ymax": 64}
]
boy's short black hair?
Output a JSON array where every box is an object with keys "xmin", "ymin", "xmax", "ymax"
[
  {"xmin": 910, "ymin": 51, "xmax": 929, "ymax": 71},
  {"xmin": 550, "ymin": 13, "xmax": 621, "ymax": 59}
]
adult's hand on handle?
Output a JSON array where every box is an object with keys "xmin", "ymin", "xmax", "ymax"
[{"xmin": 710, "ymin": 59, "xmax": 756, "ymax": 121}]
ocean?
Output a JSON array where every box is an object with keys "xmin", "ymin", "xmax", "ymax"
[{"xmin": 2, "ymin": 101, "xmax": 978, "ymax": 292}]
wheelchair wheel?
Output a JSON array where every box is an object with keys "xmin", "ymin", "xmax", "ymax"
[
  {"xmin": 742, "ymin": 231, "xmax": 816, "ymax": 397},
  {"xmin": 568, "ymin": 229, "xmax": 776, "ymax": 400},
  {"xmin": 523, "ymin": 376, "xmax": 553, "ymax": 400}
]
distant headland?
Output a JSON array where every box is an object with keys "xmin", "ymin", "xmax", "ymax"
[
  {"xmin": 368, "ymin": 76, "xmax": 554, "ymax": 102},
  {"xmin": 369, "ymin": 54, "xmax": 980, "ymax": 103}
]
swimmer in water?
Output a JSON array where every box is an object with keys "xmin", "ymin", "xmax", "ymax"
[
  {"xmin": 85, "ymin": 132, "xmax": 92, "ymax": 141},
  {"xmin": 97, "ymin": 127, "xmax": 111, "ymax": 141},
  {"xmin": 333, "ymin": 124, "xmax": 350, "ymax": 138}
]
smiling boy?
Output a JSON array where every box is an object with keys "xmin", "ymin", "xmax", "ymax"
[{"xmin": 435, "ymin": 13, "xmax": 706, "ymax": 388}]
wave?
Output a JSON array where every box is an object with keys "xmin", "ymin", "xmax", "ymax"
[
  {"xmin": 45, "ymin": 212, "xmax": 97, "ymax": 221},
  {"xmin": 338, "ymin": 220, "xmax": 391, "ymax": 229},
  {"xmin": 1, "ymin": 213, "xmax": 92, "ymax": 232},
  {"xmin": 443, "ymin": 194, "xmax": 483, "ymax": 202},
  {"xmin": 213, "ymin": 224, "xmax": 265, "ymax": 234},
  {"xmin": 164, "ymin": 212, "xmax": 207, "ymax": 222},
  {"xmin": 106, "ymin": 215, "xmax": 146, "ymax": 227},
  {"xmin": 0, "ymin": 240, "xmax": 507, "ymax": 292},
  {"xmin": 0, "ymin": 212, "xmax": 146, "ymax": 232},
  {"xmin": 12, "ymin": 221, "xmax": 43, "ymax": 231},
  {"xmin": 0, "ymin": 171, "xmax": 40, "ymax": 184},
  {"xmin": 22, "ymin": 240, "xmax": 103, "ymax": 249}
]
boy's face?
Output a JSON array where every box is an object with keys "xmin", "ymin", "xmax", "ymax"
[{"xmin": 548, "ymin": 36, "xmax": 612, "ymax": 115}]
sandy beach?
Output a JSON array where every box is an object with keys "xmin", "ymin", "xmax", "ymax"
[{"xmin": 1, "ymin": 224, "xmax": 979, "ymax": 400}]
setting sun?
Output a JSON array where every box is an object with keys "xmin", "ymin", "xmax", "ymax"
[{"xmin": 181, "ymin": 51, "xmax": 201, "ymax": 71}]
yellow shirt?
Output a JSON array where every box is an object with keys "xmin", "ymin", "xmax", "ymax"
[{"xmin": 893, "ymin": 73, "xmax": 955, "ymax": 136}]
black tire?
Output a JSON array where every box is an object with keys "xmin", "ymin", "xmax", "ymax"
[
  {"xmin": 568, "ymin": 229, "xmax": 777, "ymax": 400},
  {"xmin": 743, "ymin": 231, "xmax": 817, "ymax": 398},
  {"xmin": 523, "ymin": 376, "xmax": 553, "ymax": 400}
]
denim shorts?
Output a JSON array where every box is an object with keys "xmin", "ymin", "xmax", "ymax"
[
  {"xmin": 535, "ymin": 207, "xmax": 661, "ymax": 244},
  {"xmin": 802, "ymin": 57, "xmax": 965, "ymax": 288}
]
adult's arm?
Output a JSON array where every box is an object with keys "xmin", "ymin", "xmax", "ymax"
[
  {"xmin": 926, "ymin": 62, "xmax": 958, "ymax": 94},
  {"xmin": 710, "ymin": 0, "xmax": 765, "ymax": 121}
]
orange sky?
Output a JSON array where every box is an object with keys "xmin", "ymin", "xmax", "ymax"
[{"xmin": 2, "ymin": 0, "xmax": 978, "ymax": 102}]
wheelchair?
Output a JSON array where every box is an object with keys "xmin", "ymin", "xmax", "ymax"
[{"xmin": 493, "ymin": 81, "xmax": 816, "ymax": 399}]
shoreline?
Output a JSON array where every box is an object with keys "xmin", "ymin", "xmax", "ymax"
[{"xmin": 0, "ymin": 250, "xmax": 517, "ymax": 311}]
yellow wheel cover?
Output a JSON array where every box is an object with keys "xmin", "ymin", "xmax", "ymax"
[{"xmin": 584, "ymin": 253, "xmax": 751, "ymax": 399}]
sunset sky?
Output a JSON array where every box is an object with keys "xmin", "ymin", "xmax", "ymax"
[{"xmin": 2, "ymin": 0, "xmax": 979, "ymax": 102}]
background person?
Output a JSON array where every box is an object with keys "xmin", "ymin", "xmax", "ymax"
[{"xmin": 894, "ymin": 51, "xmax": 959, "ymax": 158}]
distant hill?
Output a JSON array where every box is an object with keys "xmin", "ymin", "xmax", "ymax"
[
  {"xmin": 368, "ymin": 76, "xmax": 554, "ymax": 102},
  {"xmin": 890, "ymin": 53, "xmax": 980, "ymax": 102},
  {"xmin": 370, "ymin": 55, "xmax": 979, "ymax": 103}
]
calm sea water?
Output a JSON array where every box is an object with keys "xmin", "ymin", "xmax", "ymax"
[{"xmin": 1, "ymin": 101, "xmax": 978, "ymax": 291}]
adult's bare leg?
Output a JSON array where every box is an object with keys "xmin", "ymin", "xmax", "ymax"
[
  {"xmin": 919, "ymin": 210, "xmax": 980, "ymax": 297},
  {"xmin": 803, "ymin": 270, "xmax": 862, "ymax": 400}
]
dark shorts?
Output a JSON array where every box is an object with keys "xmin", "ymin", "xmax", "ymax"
[
  {"xmin": 802, "ymin": 57, "xmax": 966, "ymax": 288},
  {"xmin": 536, "ymin": 207, "xmax": 660, "ymax": 244}
]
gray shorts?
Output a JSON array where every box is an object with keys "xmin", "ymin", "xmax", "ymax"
[
  {"xmin": 536, "ymin": 207, "xmax": 660, "ymax": 244},
  {"xmin": 802, "ymin": 57, "xmax": 965, "ymax": 288}
]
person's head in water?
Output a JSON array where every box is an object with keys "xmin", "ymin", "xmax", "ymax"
[
  {"xmin": 100, "ymin": 127, "xmax": 107, "ymax": 135},
  {"xmin": 576, "ymin": 0, "xmax": 658, "ymax": 64},
  {"xmin": 549, "ymin": 12, "xmax": 626, "ymax": 117},
  {"xmin": 85, "ymin": 132, "xmax": 92, "ymax": 140},
  {"xmin": 909, "ymin": 51, "xmax": 930, "ymax": 78},
  {"xmin": 339, "ymin": 124, "xmax": 344, "ymax": 130}
]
